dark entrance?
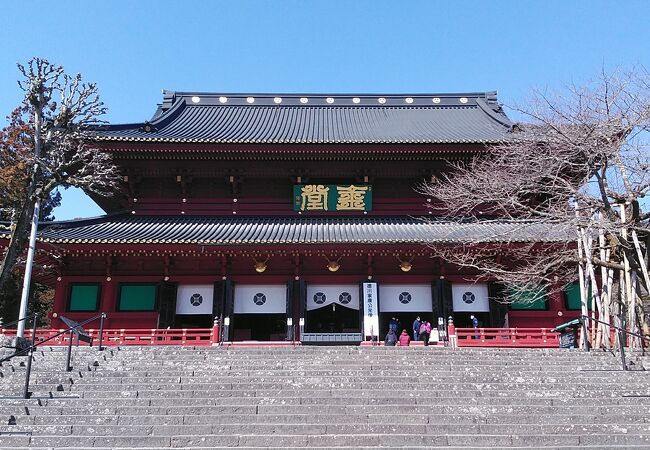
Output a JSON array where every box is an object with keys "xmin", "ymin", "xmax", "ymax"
[
  {"xmin": 453, "ymin": 311, "xmax": 490, "ymax": 329},
  {"xmin": 174, "ymin": 314, "xmax": 213, "ymax": 328},
  {"xmin": 380, "ymin": 312, "xmax": 434, "ymax": 338},
  {"xmin": 305, "ymin": 304, "xmax": 360, "ymax": 333},
  {"xmin": 233, "ymin": 313, "xmax": 286, "ymax": 341}
]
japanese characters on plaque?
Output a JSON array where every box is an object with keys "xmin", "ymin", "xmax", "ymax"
[{"xmin": 293, "ymin": 184, "xmax": 373, "ymax": 212}]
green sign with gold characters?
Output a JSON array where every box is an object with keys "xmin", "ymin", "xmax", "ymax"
[{"xmin": 293, "ymin": 184, "xmax": 372, "ymax": 212}]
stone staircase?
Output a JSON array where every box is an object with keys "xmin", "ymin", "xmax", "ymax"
[{"xmin": 1, "ymin": 345, "xmax": 650, "ymax": 448}]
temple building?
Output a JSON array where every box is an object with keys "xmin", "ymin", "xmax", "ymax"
[{"xmin": 3, "ymin": 92, "xmax": 579, "ymax": 343}]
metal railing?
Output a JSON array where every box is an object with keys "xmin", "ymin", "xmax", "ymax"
[
  {"xmin": 580, "ymin": 315, "xmax": 650, "ymax": 371},
  {"xmin": 0, "ymin": 313, "xmax": 106, "ymax": 398},
  {"xmin": 0, "ymin": 314, "xmax": 38, "ymax": 399}
]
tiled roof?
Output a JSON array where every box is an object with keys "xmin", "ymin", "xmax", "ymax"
[
  {"xmin": 12, "ymin": 215, "xmax": 572, "ymax": 245},
  {"xmin": 94, "ymin": 92, "xmax": 513, "ymax": 145}
]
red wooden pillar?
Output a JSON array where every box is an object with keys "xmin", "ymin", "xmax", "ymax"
[
  {"xmin": 51, "ymin": 279, "xmax": 68, "ymax": 328},
  {"xmin": 211, "ymin": 318, "xmax": 220, "ymax": 345},
  {"xmin": 548, "ymin": 287, "xmax": 565, "ymax": 327},
  {"xmin": 101, "ymin": 280, "xmax": 117, "ymax": 326}
]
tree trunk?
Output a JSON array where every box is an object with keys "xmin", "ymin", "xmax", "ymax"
[{"xmin": 0, "ymin": 197, "xmax": 35, "ymax": 294}]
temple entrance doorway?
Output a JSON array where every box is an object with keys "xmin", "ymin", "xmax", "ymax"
[
  {"xmin": 233, "ymin": 314, "xmax": 286, "ymax": 341},
  {"xmin": 174, "ymin": 314, "xmax": 213, "ymax": 329},
  {"xmin": 232, "ymin": 284, "xmax": 287, "ymax": 341},
  {"xmin": 302, "ymin": 284, "xmax": 361, "ymax": 343},
  {"xmin": 305, "ymin": 303, "xmax": 359, "ymax": 333},
  {"xmin": 451, "ymin": 283, "xmax": 491, "ymax": 329},
  {"xmin": 380, "ymin": 312, "xmax": 433, "ymax": 339},
  {"xmin": 378, "ymin": 284, "xmax": 434, "ymax": 338}
]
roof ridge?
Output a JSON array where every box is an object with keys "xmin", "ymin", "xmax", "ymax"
[{"xmin": 166, "ymin": 91, "xmax": 498, "ymax": 98}]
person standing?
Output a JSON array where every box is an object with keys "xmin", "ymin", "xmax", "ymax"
[
  {"xmin": 448, "ymin": 317, "xmax": 458, "ymax": 348},
  {"xmin": 420, "ymin": 321, "xmax": 430, "ymax": 346},
  {"xmin": 471, "ymin": 315, "xmax": 479, "ymax": 339},
  {"xmin": 398, "ymin": 329, "xmax": 411, "ymax": 346},
  {"xmin": 412, "ymin": 316, "xmax": 421, "ymax": 341},
  {"xmin": 389, "ymin": 317, "xmax": 399, "ymax": 334}
]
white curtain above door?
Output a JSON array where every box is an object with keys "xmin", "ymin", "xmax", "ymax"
[
  {"xmin": 452, "ymin": 283, "xmax": 490, "ymax": 312},
  {"xmin": 306, "ymin": 284, "xmax": 359, "ymax": 311},
  {"xmin": 176, "ymin": 284, "xmax": 214, "ymax": 315},
  {"xmin": 234, "ymin": 284, "xmax": 287, "ymax": 314},
  {"xmin": 378, "ymin": 284, "xmax": 433, "ymax": 312}
]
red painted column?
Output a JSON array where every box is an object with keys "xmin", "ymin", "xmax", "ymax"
[
  {"xmin": 51, "ymin": 279, "xmax": 67, "ymax": 328},
  {"xmin": 548, "ymin": 287, "xmax": 565, "ymax": 327},
  {"xmin": 101, "ymin": 280, "xmax": 117, "ymax": 326},
  {"xmin": 211, "ymin": 318, "xmax": 220, "ymax": 345}
]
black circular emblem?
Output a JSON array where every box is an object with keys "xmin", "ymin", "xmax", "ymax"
[
  {"xmin": 313, "ymin": 292, "xmax": 326, "ymax": 304},
  {"xmin": 189, "ymin": 293, "xmax": 203, "ymax": 306},
  {"xmin": 399, "ymin": 292, "xmax": 412, "ymax": 304},
  {"xmin": 253, "ymin": 293, "xmax": 266, "ymax": 306},
  {"xmin": 462, "ymin": 292, "xmax": 476, "ymax": 304},
  {"xmin": 339, "ymin": 292, "xmax": 352, "ymax": 304}
]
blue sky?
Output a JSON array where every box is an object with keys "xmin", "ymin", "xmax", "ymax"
[{"xmin": 2, "ymin": 0, "xmax": 649, "ymax": 220}]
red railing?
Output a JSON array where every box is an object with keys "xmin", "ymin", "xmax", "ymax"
[
  {"xmin": 1, "ymin": 326, "xmax": 566, "ymax": 348},
  {"xmin": 1, "ymin": 327, "xmax": 218, "ymax": 346},
  {"xmin": 455, "ymin": 327, "xmax": 559, "ymax": 347}
]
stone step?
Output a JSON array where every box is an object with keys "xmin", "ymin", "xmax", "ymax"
[
  {"xmin": 31, "ymin": 395, "xmax": 650, "ymax": 407},
  {"xmin": 2, "ymin": 432, "xmax": 650, "ymax": 448},
  {"xmin": 4, "ymin": 404, "xmax": 650, "ymax": 416},
  {"xmin": 7, "ymin": 370, "xmax": 642, "ymax": 380},
  {"xmin": 9, "ymin": 412, "xmax": 650, "ymax": 426},
  {"xmin": 5, "ymin": 422, "xmax": 650, "ymax": 437}
]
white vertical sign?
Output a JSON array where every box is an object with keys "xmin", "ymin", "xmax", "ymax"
[{"xmin": 362, "ymin": 282, "xmax": 379, "ymax": 339}]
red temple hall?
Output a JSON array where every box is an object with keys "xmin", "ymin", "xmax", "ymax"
[{"xmin": 11, "ymin": 92, "xmax": 581, "ymax": 343}]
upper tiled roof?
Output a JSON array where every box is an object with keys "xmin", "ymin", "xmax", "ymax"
[
  {"xmin": 4, "ymin": 215, "xmax": 572, "ymax": 245},
  {"xmin": 94, "ymin": 91, "xmax": 513, "ymax": 145}
]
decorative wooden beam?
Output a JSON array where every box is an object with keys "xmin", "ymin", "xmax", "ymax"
[
  {"xmin": 163, "ymin": 255, "xmax": 171, "ymax": 281},
  {"xmin": 105, "ymin": 255, "xmax": 113, "ymax": 281},
  {"xmin": 293, "ymin": 254, "xmax": 301, "ymax": 280}
]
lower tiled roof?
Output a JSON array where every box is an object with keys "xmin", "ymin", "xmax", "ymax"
[{"xmin": 6, "ymin": 215, "xmax": 573, "ymax": 245}]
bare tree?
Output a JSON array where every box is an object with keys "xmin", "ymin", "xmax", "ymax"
[
  {"xmin": 422, "ymin": 69, "xmax": 650, "ymax": 348},
  {"xmin": 0, "ymin": 58, "xmax": 119, "ymax": 300}
]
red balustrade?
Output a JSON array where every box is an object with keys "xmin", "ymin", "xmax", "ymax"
[
  {"xmin": 1, "ymin": 327, "xmax": 569, "ymax": 348},
  {"xmin": 455, "ymin": 327, "xmax": 560, "ymax": 347},
  {"xmin": 1, "ymin": 327, "xmax": 218, "ymax": 347}
]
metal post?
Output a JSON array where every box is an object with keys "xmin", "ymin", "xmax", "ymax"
[
  {"xmin": 23, "ymin": 314, "xmax": 38, "ymax": 399},
  {"xmin": 65, "ymin": 329, "xmax": 74, "ymax": 372},
  {"xmin": 98, "ymin": 313, "xmax": 106, "ymax": 351},
  {"xmin": 580, "ymin": 317, "xmax": 590, "ymax": 352},
  {"xmin": 617, "ymin": 328, "xmax": 627, "ymax": 371},
  {"xmin": 16, "ymin": 199, "xmax": 40, "ymax": 338}
]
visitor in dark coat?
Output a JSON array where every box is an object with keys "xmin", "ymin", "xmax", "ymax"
[
  {"xmin": 384, "ymin": 330, "xmax": 398, "ymax": 346},
  {"xmin": 412, "ymin": 316, "xmax": 421, "ymax": 341},
  {"xmin": 388, "ymin": 317, "xmax": 399, "ymax": 333}
]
